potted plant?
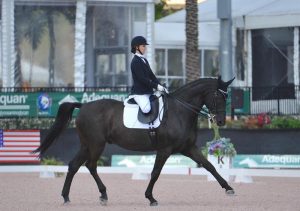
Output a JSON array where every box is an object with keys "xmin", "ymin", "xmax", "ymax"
[
  {"xmin": 201, "ymin": 122, "xmax": 236, "ymax": 181},
  {"xmin": 201, "ymin": 122, "xmax": 236, "ymax": 168}
]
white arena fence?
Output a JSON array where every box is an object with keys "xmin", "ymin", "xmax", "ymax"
[{"xmin": 0, "ymin": 165, "xmax": 300, "ymax": 183}]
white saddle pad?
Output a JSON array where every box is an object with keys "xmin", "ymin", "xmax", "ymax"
[{"xmin": 123, "ymin": 92, "xmax": 164, "ymax": 129}]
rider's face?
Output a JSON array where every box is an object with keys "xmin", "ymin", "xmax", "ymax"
[{"xmin": 137, "ymin": 45, "xmax": 146, "ymax": 54}]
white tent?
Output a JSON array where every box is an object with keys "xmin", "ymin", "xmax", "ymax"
[
  {"xmin": 155, "ymin": 22, "xmax": 219, "ymax": 47},
  {"xmin": 155, "ymin": 0, "xmax": 300, "ymax": 47},
  {"xmin": 242, "ymin": 0, "xmax": 300, "ymax": 29}
]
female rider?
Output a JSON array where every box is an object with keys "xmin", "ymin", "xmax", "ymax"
[{"xmin": 130, "ymin": 36, "xmax": 168, "ymax": 114}]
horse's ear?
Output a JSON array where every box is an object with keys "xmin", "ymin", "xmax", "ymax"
[
  {"xmin": 217, "ymin": 76, "xmax": 235, "ymax": 91},
  {"xmin": 225, "ymin": 77, "xmax": 235, "ymax": 87}
]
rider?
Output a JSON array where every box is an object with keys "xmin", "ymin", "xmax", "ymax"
[{"xmin": 130, "ymin": 35, "xmax": 168, "ymax": 114}]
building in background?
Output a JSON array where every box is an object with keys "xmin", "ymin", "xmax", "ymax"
[
  {"xmin": 153, "ymin": 0, "xmax": 300, "ymax": 114},
  {"xmin": 155, "ymin": 0, "xmax": 300, "ymax": 91},
  {"xmin": 1, "ymin": 0, "xmax": 300, "ymax": 101},
  {"xmin": 0, "ymin": 0, "xmax": 156, "ymax": 88}
]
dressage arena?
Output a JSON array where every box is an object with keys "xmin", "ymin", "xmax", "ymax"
[{"xmin": 1, "ymin": 171, "xmax": 300, "ymax": 211}]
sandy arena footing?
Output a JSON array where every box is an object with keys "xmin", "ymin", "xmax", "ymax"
[{"xmin": 0, "ymin": 173, "xmax": 299, "ymax": 211}]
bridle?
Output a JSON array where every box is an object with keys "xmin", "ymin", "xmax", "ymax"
[
  {"xmin": 208, "ymin": 89, "xmax": 228, "ymax": 114},
  {"xmin": 166, "ymin": 88, "xmax": 228, "ymax": 121}
]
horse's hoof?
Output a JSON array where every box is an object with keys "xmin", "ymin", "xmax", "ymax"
[
  {"xmin": 63, "ymin": 200, "xmax": 70, "ymax": 205},
  {"xmin": 100, "ymin": 197, "xmax": 108, "ymax": 206},
  {"xmin": 63, "ymin": 197, "xmax": 70, "ymax": 205},
  {"xmin": 150, "ymin": 201, "xmax": 158, "ymax": 206},
  {"xmin": 226, "ymin": 189, "xmax": 235, "ymax": 195}
]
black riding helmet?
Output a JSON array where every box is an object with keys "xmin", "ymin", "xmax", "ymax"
[{"xmin": 131, "ymin": 36, "xmax": 149, "ymax": 54}]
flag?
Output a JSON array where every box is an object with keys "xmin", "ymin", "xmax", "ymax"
[{"xmin": 0, "ymin": 130, "xmax": 40, "ymax": 164}]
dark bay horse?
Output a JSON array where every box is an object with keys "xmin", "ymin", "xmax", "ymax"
[{"xmin": 33, "ymin": 76, "xmax": 235, "ymax": 206}]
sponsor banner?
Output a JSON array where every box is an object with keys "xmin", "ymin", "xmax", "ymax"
[
  {"xmin": 39, "ymin": 91, "xmax": 127, "ymax": 117},
  {"xmin": 0, "ymin": 93, "xmax": 36, "ymax": 117},
  {"xmin": 111, "ymin": 155, "xmax": 197, "ymax": 168},
  {"xmin": 233, "ymin": 154, "xmax": 300, "ymax": 168},
  {"xmin": 0, "ymin": 92, "xmax": 128, "ymax": 117}
]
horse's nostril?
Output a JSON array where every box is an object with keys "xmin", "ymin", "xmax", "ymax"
[{"xmin": 217, "ymin": 120, "xmax": 224, "ymax": 126}]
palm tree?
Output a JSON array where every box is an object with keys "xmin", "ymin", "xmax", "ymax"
[
  {"xmin": 24, "ymin": 10, "xmax": 48, "ymax": 85},
  {"xmin": 185, "ymin": 0, "xmax": 200, "ymax": 82},
  {"xmin": 15, "ymin": 6, "xmax": 75, "ymax": 87},
  {"xmin": 46, "ymin": 10, "xmax": 56, "ymax": 86},
  {"xmin": 44, "ymin": 7, "xmax": 75, "ymax": 86},
  {"xmin": 14, "ymin": 6, "xmax": 43, "ymax": 87}
]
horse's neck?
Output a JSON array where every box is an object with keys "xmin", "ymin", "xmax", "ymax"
[{"xmin": 174, "ymin": 81, "xmax": 213, "ymax": 105}]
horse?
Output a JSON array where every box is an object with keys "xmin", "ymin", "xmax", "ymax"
[{"xmin": 33, "ymin": 76, "xmax": 235, "ymax": 206}]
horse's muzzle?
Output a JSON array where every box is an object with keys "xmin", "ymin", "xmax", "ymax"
[
  {"xmin": 215, "ymin": 115, "xmax": 225, "ymax": 126},
  {"xmin": 217, "ymin": 120, "xmax": 225, "ymax": 126}
]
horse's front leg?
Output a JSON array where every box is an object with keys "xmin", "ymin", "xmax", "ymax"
[
  {"xmin": 182, "ymin": 145, "xmax": 235, "ymax": 195},
  {"xmin": 145, "ymin": 149, "xmax": 171, "ymax": 206}
]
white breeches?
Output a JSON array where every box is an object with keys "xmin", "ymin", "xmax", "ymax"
[{"xmin": 134, "ymin": 94, "xmax": 151, "ymax": 113}]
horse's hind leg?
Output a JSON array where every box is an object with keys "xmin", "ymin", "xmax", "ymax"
[
  {"xmin": 85, "ymin": 146, "xmax": 108, "ymax": 205},
  {"xmin": 61, "ymin": 146, "xmax": 89, "ymax": 203},
  {"xmin": 145, "ymin": 149, "xmax": 171, "ymax": 206},
  {"xmin": 182, "ymin": 145, "xmax": 235, "ymax": 195}
]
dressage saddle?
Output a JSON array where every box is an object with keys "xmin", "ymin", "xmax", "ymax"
[{"xmin": 128, "ymin": 95, "xmax": 159, "ymax": 124}]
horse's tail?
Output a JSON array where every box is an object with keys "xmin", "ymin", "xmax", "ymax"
[{"xmin": 32, "ymin": 102, "xmax": 82, "ymax": 155}]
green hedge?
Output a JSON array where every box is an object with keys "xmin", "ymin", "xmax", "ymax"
[
  {"xmin": 0, "ymin": 118, "xmax": 76, "ymax": 129},
  {"xmin": 1, "ymin": 115, "xmax": 300, "ymax": 130},
  {"xmin": 265, "ymin": 116, "xmax": 300, "ymax": 129},
  {"xmin": 199, "ymin": 115, "xmax": 300, "ymax": 129}
]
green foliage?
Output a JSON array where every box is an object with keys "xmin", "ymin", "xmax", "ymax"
[
  {"xmin": 0, "ymin": 118, "xmax": 76, "ymax": 129},
  {"xmin": 1, "ymin": 115, "xmax": 299, "ymax": 130},
  {"xmin": 97, "ymin": 156, "xmax": 109, "ymax": 166},
  {"xmin": 198, "ymin": 115, "xmax": 300, "ymax": 129},
  {"xmin": 41, "ymin": 156, "xmax": 64, "ymax": 165},
  {"xmin": 41, "ymin": 156, "xmax": 64, "ymax": 177},
  {"xmin": 265, "ymin": 116, "xmax": 300, "ymax": 129},
  {"xmin": 155, "ymin": 0, "xmax": 179, "ymax": 20},
  {"xmin": 41, "ymin": 156, "xmax": 109, "ymax": 166}
]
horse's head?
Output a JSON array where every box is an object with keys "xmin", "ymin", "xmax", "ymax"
[{"xmin": 204, "ymin": 76, "xmax": 235, "ymax": 126}]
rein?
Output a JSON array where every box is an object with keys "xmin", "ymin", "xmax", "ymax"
[
  {"xmin": 166, "ymin": 88, "xmax": 228, "ymax": 121},
  {"xmin": 166, "ymin": 93, "xmax": 213, "ymax": 120}
]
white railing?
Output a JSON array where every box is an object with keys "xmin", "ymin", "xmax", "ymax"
[{"xmin": 1, "ymin": 165, "xmax": 300, "ymax": 183}]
